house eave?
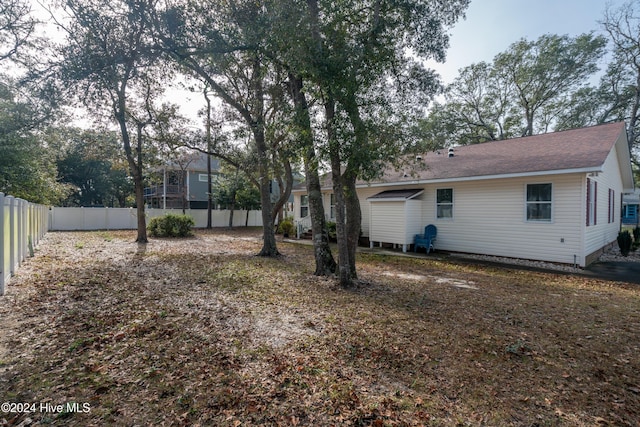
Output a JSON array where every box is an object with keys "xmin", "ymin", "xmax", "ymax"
[
  {"xmin": 292, "ymin": 167, "xmax": 605, "ymax": 193},
  {"xmin": 366, "ymin": 189, "xmax": 424, "ymax": 202},
  {"xmin": 357, "ymin": 167, "xmax": 604, "ymax": 190}
]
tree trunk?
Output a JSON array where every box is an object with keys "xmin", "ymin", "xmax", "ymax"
[
  {"xmin": 250, "ymin": 56, "xmax": 279, "ymax": 257},
  {"xmin": 325, "ymin": 95, "xmax": 352, "ymax": 287},
  {"xmin": 307, "ymin": 158, "xmax": 337, "ymax": 276},
  {"xmin": 257, "ymin": 166, "xmax": 279, "ymax": 256},
  {"xmin": 270, "ymin": 157, "xmax": 294, "ymax": 227},
  {"xmin": 205, "ymin": 88, "xmax": 213, "ymax": 229},
  {"xmin": 344, "ymin": 171, "xmax": 361, "ymax": 279},
  {"xmin": 340, "ymin": 92, "xmax": 368, "ymax": 281},
  {"xmin": 116, "ymin": 101, "xmax": 147, "ymax": 243},
  {"xmin": 228, "ymin": 190, "xmax": 236, "ymax": 229},
  {"xmin": 207, "ymin": 153, "xmax": 213, "ymax": 228},
  {"xmin": 134, "ymin": 124, "xmax": 148, "ymax": 243},
  {"xmin": 288, "ymin": 72, "xmax": 336, "ymax": 276}
]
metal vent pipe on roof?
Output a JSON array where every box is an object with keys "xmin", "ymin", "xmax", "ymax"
[{"xmin": 448, "ymin": 147, "xmax": 454, "ymax": 158}]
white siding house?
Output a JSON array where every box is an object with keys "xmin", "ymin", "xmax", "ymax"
[
  {"xmin": 367, "ymin": 189, "xmax": 423, "ymax": 252},
  {"xmin": 292, "ymin": 123, "xmax": 635, "ymax": 267}
]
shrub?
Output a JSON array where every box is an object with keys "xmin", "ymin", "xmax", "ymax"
[
  {"xmin": 277, "ymin": 217, "xmax": 295, "ymax": 237},
  {"xmin": 326, "ymin": 221, "xmax": 337, "ymax": 241},
  {"xmin": 633, "ymin": 226, "xmax": 640, "ymax": 252},
  {"xmin": 617, "ymin": 230, "xmax": 632, "ymax": 256},
  {"xmin": 148, "ymin": 214, "xmax": 195, "ymax": 237}
]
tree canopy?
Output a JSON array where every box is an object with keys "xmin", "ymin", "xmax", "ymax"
[{"xmin": 424, "ymin": 33, "xmax": 608, "ymax": 146}]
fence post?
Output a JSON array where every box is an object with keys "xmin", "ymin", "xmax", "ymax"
[
  {"xmin": 8, "ymin": 196, "xmax": 16, "ymax": 275},
  {"xmin": 0, "ymin": 192, "xmax": 5, "ymax": 295},
  {"xmin": 17, "ymin": 199, "xmax": 24, "ymax": 264}
]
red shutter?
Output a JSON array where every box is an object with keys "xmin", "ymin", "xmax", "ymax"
[
  {"xmin": 586, "ymin": 178, "xmax": 591, "ymax": 226},
  {"xmin": 594, "ymin": 181, "xmax": 597, "ymax": 225}
]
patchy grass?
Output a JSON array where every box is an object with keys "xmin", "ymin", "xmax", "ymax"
[{"xmin": 1, "ymin": 229, "xmax": 639, "ymax": 426}]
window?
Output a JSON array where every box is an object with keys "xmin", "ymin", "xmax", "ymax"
[
  {"xmin": 526, "ymin": 183, "xmax": 552, "ymax": 222},
  {"xmin": 300, "ymin": 195, "xmax": 309, "ymax": 218},
  {"xmin": 199, "ymin": 173, "xmax": 220, "ymax": 183},
  {"xmin": 586, "ymin": 178, "xmax": 597, "ymax": 226},
  {"xmin": 608, "ymin": 189, "xmax": 615, "ymax": 224},
  {"xmin": 436, "ymin": 188, "xmax": 453, "ymax": 219},
  {"xmin": 330, "ymin": 194, "xmax": 336, "ymax": 219}
]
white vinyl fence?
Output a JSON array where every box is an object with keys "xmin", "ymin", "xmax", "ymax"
[
  {"xmin": 1, "ymin": 193, "xmax": 49, "ymax": 295},
  {"xmin": 49, "ymin": 207, "xmax": 263, "ymax": 231}
]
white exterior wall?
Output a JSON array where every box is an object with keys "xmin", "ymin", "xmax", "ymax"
[
  {"xmin": 369, "ymin": 200, "xmax": 422, "ymax": 249},
  {"xmin": 355, "ymin": 175, "xmax": 586, "ymax": 265},
  {"xmin": 583, "ymin": 146, "xmax": 625, "ymax": 259},
  {"xmin": 404, "ymin": 200, "xmax": 423, "ymax": 243},
  {"xmin": 369, "ymin": 202, "xmax": 405, "ymax": 244},
  {"xmin": 295, "ymin": 170, "xmax": 620, "ymax": 266},
  {"xmin": 423, "ymin": 175, "xmax": 585, "ymax": 265}
]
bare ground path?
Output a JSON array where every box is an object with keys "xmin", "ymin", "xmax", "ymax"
[{"xmin": 1, "ymin": 229, "xmax": 639, "ymax": 426}]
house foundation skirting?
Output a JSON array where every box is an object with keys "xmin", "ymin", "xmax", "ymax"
[{"xmin": 585, "ymin": 240, "xmax": 617, "ymax": 266}]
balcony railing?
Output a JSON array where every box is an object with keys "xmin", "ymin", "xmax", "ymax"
[{"xmin": 143, "ymin": 184, "xmax": 184, "ymax": 198}]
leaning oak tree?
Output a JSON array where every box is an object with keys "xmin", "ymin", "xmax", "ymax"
[
  {"xmin": 602, "ymin": 1, "xmax": 640, "ymax": 159},
  {"xmin": 0, "ymin": 0, "xmax": 35, "ymax": 62},
  {"xmin": 152, "ymin": 0, "xmax": 290, "ymax": 256},
  {"xmin": 56, "ymin": 0, "xmax": 163, "ymax": 243},
  {"xmin": 293, "ymin": 0, "xmax": 470, "ymax": 287},
  {"xmin": 493, "ymin": 33, "xmax": 607, "ymax": 137}
]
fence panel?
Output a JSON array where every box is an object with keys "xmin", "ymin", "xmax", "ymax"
[
  {"xmin": 49, "ymin": 207, "xmax": 263, "ymax": 231},
  {"xmin": 0, "ymin": 193, "xmax": 49, "ymax": 295}
]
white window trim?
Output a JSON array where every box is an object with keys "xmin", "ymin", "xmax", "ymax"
[
  {"xmin": 300, "ymin": 195, "xmax": 309, "ymax": 218},
  {"xmin": 525, "ymin": 182, "xmax": 553, "ymax": 223},
  {"xmin": 199, "ymin": 173, "xmax": 220, "ymax": 183},
  {"xmin": 436, "ymin": 188, "xmax": 454, "ymax": 220},
  {"xmin": 586, "ymin": 179, "xmax": 597, "ymax": 226}
]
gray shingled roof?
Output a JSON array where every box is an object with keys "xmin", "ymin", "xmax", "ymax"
[
  {"xmin": 367, "ymin": 189, "xmax": 424, "ymax": 200},
  {"xmin": 295, "ymin": 122, "xmax": 629, "ymax": 190}
]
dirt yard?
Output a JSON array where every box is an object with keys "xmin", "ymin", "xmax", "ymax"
[{"xmin": 1, "ymin": 229, "xmax": 639, "ymax": 426}]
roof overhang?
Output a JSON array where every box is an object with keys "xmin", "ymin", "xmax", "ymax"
[
  {"xmin": 367, "ymin": 189, "xmax": 424, "ymax": 202},
  {"xmin": 614, "ymin": 130, "xmax": 635, "ymax": 193},
  {"xmin": 357, "ymin": 167, "xmax": 607, "ymax": 190},
  {"xmin": 292, "ymin": 167, "xmax": 607, "ymax": 193}
]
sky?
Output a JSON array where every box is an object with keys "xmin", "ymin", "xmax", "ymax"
[
  {"xmin": 428, "ymin": 0, "xmax": 628, "ymax": 84},
  {"xmin": 25, "ymin": 0, "xmax": 630, "ymax": 124}
]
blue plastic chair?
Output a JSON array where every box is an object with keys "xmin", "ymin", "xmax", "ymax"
[{"xmin": 414, "ymin": 224, "xmax": 437, "ymax": 254}]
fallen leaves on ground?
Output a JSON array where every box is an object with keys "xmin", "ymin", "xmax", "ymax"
[{"xmin": 1, "ymin": 229, "xmax": 639, "ymax": 426}]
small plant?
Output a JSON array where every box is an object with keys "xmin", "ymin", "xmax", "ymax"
[
  {"xmin": 505, "ymin": 339, "xmax": 532, "ymax": 357},
  {"xmin": 633, "ymin": 227, "xmax": 640, "ymax": 251},
  {"xmin": 148, "ymin": 214, "xmax": 195, "ymax": 237},
  {"xmin": 617, "ymin": 230, "xmax": 632, "ymax": 256},
  {"xmin": 277, "ymin": 217, "xmax": 295, "ymax": 237},
  {"xmin": 326, "ymin": 221, "xmax": 337, "ymax": 241},
  {"xmin": 98, "ymin": 231, "xmax": 113, "ymax": 242}
]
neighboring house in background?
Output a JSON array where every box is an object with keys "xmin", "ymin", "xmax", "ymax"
[
  {"xmin": 622, "ymin": 190, "xmax": 640, "ymax": 226},
  {"xmin": 144, "ymin": 152, "xmax": 222, "ymax": 209},
  {"xmin": 144, "ymin": 151, "xmax": 301, "ymax": 213},
  {"xmin": 292, "ymin": 122, "xmax": 635, "ymax": 267}
]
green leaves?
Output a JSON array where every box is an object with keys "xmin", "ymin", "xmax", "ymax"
[{"xmin": 428, "ymin": 33, "xmax": 608, "ymax": 147}]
